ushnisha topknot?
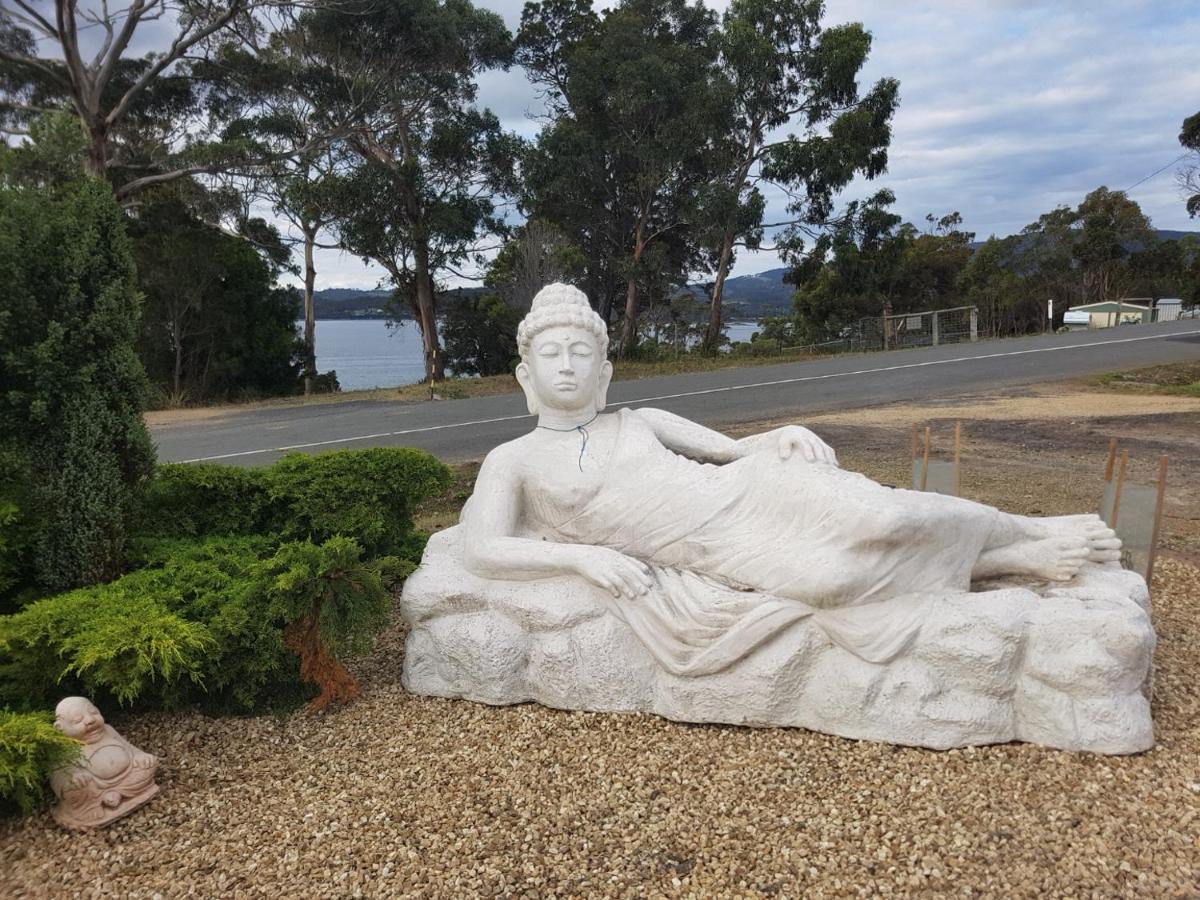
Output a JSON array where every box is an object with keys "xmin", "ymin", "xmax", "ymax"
[{"xmin": 517, "ymin": 283, "xmax": 609, "ymax": 360}]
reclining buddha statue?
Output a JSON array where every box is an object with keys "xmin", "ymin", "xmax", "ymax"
[{"xmin": 400, "ymin": 283, "xmax": 1155, "ymax": 753}]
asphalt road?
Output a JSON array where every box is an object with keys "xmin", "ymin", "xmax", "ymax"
[{"xmin": 152, "ymin": 320, "xmax": 1200, "ymax": 467}]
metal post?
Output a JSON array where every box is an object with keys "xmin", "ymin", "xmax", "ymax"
[
  {"xmin": 969, "ymin": 307, "xmax": 978, "ymax": 342},
  {"xmin": 931, "ymin": 310, "xmax": 940, "ymax": 346}
]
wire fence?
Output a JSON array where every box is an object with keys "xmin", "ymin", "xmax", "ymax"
[{"xmin": 778, "ymin": 305, "xmax": 980, "ymax": 356}]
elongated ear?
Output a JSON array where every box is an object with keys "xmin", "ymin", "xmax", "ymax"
[
  {"xmin": 596, "ymin": 359, "xmax": 613, "ymax": 412},
  {"xmin": 515, "ymin": 361, "xmax": 539, "ymax": 415}
]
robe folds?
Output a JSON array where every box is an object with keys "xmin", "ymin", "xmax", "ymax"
[{"xmin": 520, "ymin": 408, "xmax": 1002, "ymax": 676}]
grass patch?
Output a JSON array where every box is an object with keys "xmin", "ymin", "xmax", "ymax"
[
  {"xmin": 146, "ymin": 349, "xmax": 832, "ymax": 423},
  {"xmin": 610, "ymin": 348, "xmax": 820, "ymax": 381},
  {"xmin": 412, "ymin": 461, "xmax": 481, "ymax": 534},
  {"xmin": 1090, "ymin": 362, "xmax": 1200, "ymax": 397}
]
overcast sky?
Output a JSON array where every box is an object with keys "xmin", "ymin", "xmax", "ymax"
[{"xmin": 295, "ymin": 0, "xmax": 1200, "ymax": 290}]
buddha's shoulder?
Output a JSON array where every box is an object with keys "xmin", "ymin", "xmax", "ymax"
[{"xmin": 479, "ymin": 434, "xmax": 536, "ymax": 477}]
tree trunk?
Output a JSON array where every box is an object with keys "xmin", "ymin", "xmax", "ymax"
[
  {"xmin": 619, "ymin": 220, "xmax": 647, "ymax": 359},
  {"xmin": 412, "ymin": 242, "xmax": 445, "ymax": 382},
  {"xmin": 85, "ymin": 124, "xmax": 108, "ymax": 180},
  {"xmin": 171, "ymin": 328, "xmax": 184, "ymax": 405},
  {"xmin": 619, "ymin": 276, "xmax": 639, "ymax": 359},
  {"xmin": 703, "ymin": 224, "xmax": 737, "ymax": 354},
  {"xmin": 302, "ymin": 225, "xmax": 318, "ymax": 394}
]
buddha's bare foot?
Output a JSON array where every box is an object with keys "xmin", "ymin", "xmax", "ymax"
[
  {"xmin": 1022, "ymin": 514, "xmax": 1122, "ymax": 562},
  {"xmin": 973, "ymin": 535, "xmax": 1091, "ymax": 581}
]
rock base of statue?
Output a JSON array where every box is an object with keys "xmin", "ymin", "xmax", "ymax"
[{"xmin": 400, "ymin": 527, "xmax": 1155, "ymax": 755}]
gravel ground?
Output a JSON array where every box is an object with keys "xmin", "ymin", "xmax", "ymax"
[{"xmin": 4, "ymin": 399, "xmax": 1199, "ymax": 898}]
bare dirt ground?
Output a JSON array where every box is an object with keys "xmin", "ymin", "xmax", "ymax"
[{"xmin": 4, "ymin": 384, "xmax": 1199, "ymax": 898}]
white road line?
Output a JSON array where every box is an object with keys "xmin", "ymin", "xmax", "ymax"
[
  {"xmin": 180, "ymin": 327, "xmax": 1200, "ymax": 462},
  {"xmin": 181, "ymin": 413, "xmax": 534, "ymax": 462}
]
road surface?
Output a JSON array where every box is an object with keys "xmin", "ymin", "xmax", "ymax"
[{"xmin": 151, "ymin": 320, "xmax": 1200, "ymax": 466}]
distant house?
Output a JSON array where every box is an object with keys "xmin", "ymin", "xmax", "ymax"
[
  {"xmin": 1066, "ymin": 300, "xmax": 1152, "ymax": 329},
  {"xmin": 1154, "ymin": 298, "xmax": 1183, "ymax": 322}
]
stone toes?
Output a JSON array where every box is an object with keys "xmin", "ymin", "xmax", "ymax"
[{"xmin": 1090, "ymin": 549, "xmax": 1123, "ymax": 562}]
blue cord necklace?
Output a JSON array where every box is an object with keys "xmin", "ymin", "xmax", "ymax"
[{"xmin": 537, "ymin": 412, "xmax": 599, "ymax": 471}]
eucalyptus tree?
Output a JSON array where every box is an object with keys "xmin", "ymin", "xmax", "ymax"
[
  {"xmin": 0, "ymin": 0, "xmax": 298, "ymax": 201},
  {"xmin": 1181, "ymin": 110, "xmax": 1200, "ymax": 217},
  {"xmin": 200, "ymin": 25, "xmax": 363, "ymax": 393},
  {"xmin": 788, "ymin": 189, "xmax": 908, "ymax": 343},
  {"xmin": 485, "ymin": 219, "xmax": 581, "ymax": 313},
  {"xmin": 1019, "ymin": 187, "xmax": 1155, "ymax": 309},
  {"xmin": 519, "ymin": 0, "xmax": 732, "ymax": 357},
  {"xmin": 300, "ymin": 0, "xmax": 517, "ymax": 382},
  {"xmin": 1072, "ymin": 187, "xmax": 1155, "ymax": 303},
  {"xmin": 699, "ymin": 0, "xmax": 898, "ymax": 351}
]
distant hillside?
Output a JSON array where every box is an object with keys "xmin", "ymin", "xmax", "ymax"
[
  {"xmin": 311, "ymin": 226, "xmax": 1197, "ymax": 322},
  {"xmin": 968, "ymin": 227, "xmax": 1197, "ymax": 252},
  {"xmin": 709, "ymin": 268, "xmax": 792, "ymax": 318},
  {"xmin": 311, "ymin": 286, "xmax": 487, "ymax": 319},
  {"xmin": 311, "ymin": 276, "xmax": 795, "ymax": 320}
]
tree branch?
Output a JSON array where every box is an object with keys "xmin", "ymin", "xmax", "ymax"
[
  {"xmin": 94, "ymin": 0, "xmax": 151, "ymax": 96},
  {"xmin": 8, "ymin": 0, "xmax": 61, "ymax": 37},
  {"xmin": 0, "ymin": 47, "xmax": 70, "ymax": 86},
  {"xmin": 105, "ymin": 0, "xmax": 243, "ymax": 128}
]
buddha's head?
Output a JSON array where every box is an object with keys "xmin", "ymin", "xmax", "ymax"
[
  {"xmin": 515, "ymin": 283, "xmax": 612, "ymax": 416},
  {"xmin": 55, "ymin": 697, "xmax": 106, "ymax": 743}
]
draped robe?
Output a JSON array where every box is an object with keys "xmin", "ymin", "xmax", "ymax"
[{"xmin": 511, "ymin": 408, "xmax": 1003, "ymax": 676}]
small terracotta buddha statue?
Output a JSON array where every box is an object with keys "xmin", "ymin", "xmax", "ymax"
[{"xmin": 49, "ymin": 697, "xmax": 159, "ymax": 830}]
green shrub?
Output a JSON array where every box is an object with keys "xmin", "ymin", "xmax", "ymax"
[
  {"xmin": 136, "ymin": 463, "xmax": 275, "ymax": 538},
  {"xmin": 262, "ymin": 536, "xmax": 405, "ymax": 660},
  {"xmin": 266, "ymin": 448, "xmax": 451, "ymax": 556},
  {"xmin": 0, "ymin": 709, "xmax": 81, "ymax": 815},
  {"xmin": 136, "ymin": 447, "xmax": 452, "ymax": 558},
  {"xmin": 0, "ymin": 178, "xmax": 155, "ymax": 600},
  {"xmin": 0, "ymin": 451, "xmax": 41, "ymax": 611},
  {"xmin": 0, "ymin": 535, "xmax": 404, "ymax": 714},
  {"xmin": 0, "ymin": 570, "xmax": 217, "ymax": 709}
]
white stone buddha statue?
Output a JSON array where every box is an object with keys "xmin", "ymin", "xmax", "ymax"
[
  {"xmin": 50, "ymin": 697, "xmax": 159, "ymax": 830},
  {"xmin": 462, "ymin": 283, "xmax": 1120, "ymax": 620},
  {"xmin": 400, "ymin": 282, "xmax": 1152, "ymax": 754}
]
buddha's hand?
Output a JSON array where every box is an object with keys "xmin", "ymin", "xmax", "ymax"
[
  {"xmin": 69, "ymin": 770, "xmax": 94, "ymax": 789},
  {"xmin": 573, "ymin": 546, "xmax": 655, "ymax": 600},
  {"xmin": 776, "ymin": 426, "xmax": 837, "ymax": 466},
  {"xmin": 133, "ymin": 752, "xmax": 156, "ymax": 769}
]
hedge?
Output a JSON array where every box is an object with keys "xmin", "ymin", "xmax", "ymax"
[
  {"xmin": 137, "ymin": 447, "xmax": 452, "ymax": 558},
  {"xmin": 0, "ymin": 536, "xmax": 410, "ymax": 715}
]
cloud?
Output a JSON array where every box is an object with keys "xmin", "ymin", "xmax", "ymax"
[{"xmin": 297, "ymin": 0, "xmax": 1200, "ymax": 287}]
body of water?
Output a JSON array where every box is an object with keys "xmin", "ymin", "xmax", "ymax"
[{"xmin": 307, "ymin": 319, "xmax": 763, "ymax": 391}]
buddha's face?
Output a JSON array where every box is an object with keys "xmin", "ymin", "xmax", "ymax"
[
  {"xmin": 517, "ymin": 326, "xmax": 611, "ymax": 415},
  {"xmin": 55, "ymin": 698, "xmax": 105, "ymax": 743}
]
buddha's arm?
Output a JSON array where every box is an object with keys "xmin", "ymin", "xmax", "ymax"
[
  {"xmin": 635, "ymin": 408, "xmax": 741, "ymax": 463},
  {"xmin": 639, "ymin": 407, "xmax": 837, "ymax": 466},
  {"xmin": 462, "ymin": 451, "xmax": 654, "ymax": 598}
]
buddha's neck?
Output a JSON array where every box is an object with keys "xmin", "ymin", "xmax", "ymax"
[{"xmin": 536, "ymin": 408, "xmax": 600, "ymax": 431}]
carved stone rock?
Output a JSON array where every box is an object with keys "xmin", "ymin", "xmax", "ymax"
[{"xmin": 401, "ymin": 526, "xmax": 1154, "ymax": 754}]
